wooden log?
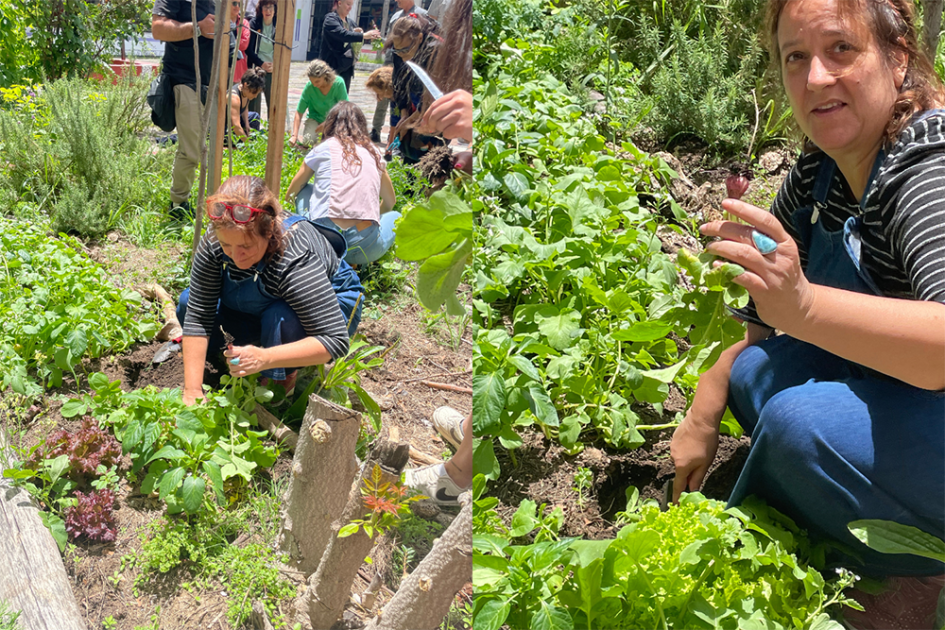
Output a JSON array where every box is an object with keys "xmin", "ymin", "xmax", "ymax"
[
  {"xmin": 278, "ymin": 395, "xmax": 361, "ymax": 577},
  {"xmin": 264, "ymin": 0, "xmax": 296, "ymax": 196},
  {"xmin": 297, "ymin": 441, "xmax": 410, "ymax": 630},
  {"xmin": 363, "ymin": 492, "xmax": 472, "ymax": 630},
  {"xmin": 256, "ymin": 405, "xmax": 298, "ymax": 451},
  {"xmin": 0, "ymin": 431, "xmax": 87, "ymax": 630}
]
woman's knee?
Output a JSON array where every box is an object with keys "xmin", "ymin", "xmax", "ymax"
[{"xmin": 753, "ymin": 384, "xmax": 831, "ymax": 458}]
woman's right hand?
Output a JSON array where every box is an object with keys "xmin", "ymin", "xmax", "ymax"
[
  {"xmin": 289, "ymin": 135, "xmax": 297, "ymax": 146},
  {"xmin": 670, "ymin": 410, "xmax": 721, "ymax": 503}
]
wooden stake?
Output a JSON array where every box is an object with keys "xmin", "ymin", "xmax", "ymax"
[
  {"xmin": 420, "ymin": 381, "xmax": 472, "ymax": 395},
  {"xmin": 265, "ymin": 0, "xmax": 296, "ymax": 196},
  {"xmin": 210, "ymin": 0, "xmax": 230, "ymax": 195}
]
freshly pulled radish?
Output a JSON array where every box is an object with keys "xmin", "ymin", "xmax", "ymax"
[{"xmin": 725, "ymin": 174, "xmax": 750, "ymax": 200}]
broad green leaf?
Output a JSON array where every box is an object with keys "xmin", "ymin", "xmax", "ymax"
[
  {"xmin": 338, "ymin": 523, "xmax": 360, "ymax": 538},
  {"xmin": 88, "ymin": 372, "xmax": 110, "ymax": 391},
  {"xmin": 66, "ymin": 328, "xmax": 88, "ymax": 357},
  {"xmin": 415, "ymin": 238, "xmax": 472, "ymax": 311},
  {"xmin": 848, "ymin": 520, "xmax": 945, "ymax": 562},
  {"xmin": 611, "ymin": 321, "xmax": 673, "ymax": 342},
  {"xmin": 503, "ymin": 172, "xmax": 530, "ymax": 199},
  {"xmin": 40, "ymin": 512, "xmax": 67, "ymax": 552},
  {"xmin": 158, "ymin": 467, "xmax": 187, "ymax": 500},
  {"xmin": 146, "ymin": 446, "xmax": 187, "ymax": 465},
  {"xmin": 473, "ymin": 372, "xmax": 507, "ymax": 435},
  {"xmin": 510, "ymin": 499, "xmax": 539, "ymax": 537},
  {"xmin": 180, "ymin": 475, "xmax": 205, "ymax": 514},
  {"xmin": 60, "ymin": 399, "xmax": 87, "ymax": 418},
  {"xmin": 475, "ymin": 597, "xmax": 511, "ymax": 630},
  {"xmin": 532, "ymin": 600, "xmax": 573, "ymax": 630},
  {"xmin": 202, "ymin": 461, "xmax": 225, "ymax": 506},
  {"xmin": 54, "ymin": 347, "xmax": 73, "ymax": 371},
  {"xmin": 396, "ymin": 209, "xmax": 461, "ymax": 261},
  {"xmin": 536, "ymin": 307, "xmax": 583, "ymax": 351},
  {"xmin": 473, "ymin": 438, "xmax": 501, "ymax": 481},
  {"xmin": 526, "ymin": 384, "xmax": 558, "ymax": 427},
  {"xmin": 45, "ymin": 454, "xmax": 69, "ymax": 488},
  {"xmin": 122, "ymin": 419, "xmax": 144, "ymax": 452}
]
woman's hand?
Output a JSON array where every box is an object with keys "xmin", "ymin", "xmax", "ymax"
[
  {"xmin": 262, "ymin": 61, "xmax": 273, "ymax": 72},
  {"xmin": 419, "ymin": 90, "xmax": 472, "ymax": 142},
  {"xmin": 289, "ymin": 134, "xmax": 298, "ymax": 147},
  {"xmin": 182, "ymin": 388, "xmax": 205, "ymax": 407},
  {"xmin": 224, "ymin": 345, "xmax": 270, "ymax": 377},
  {"xmin": 670, "ymin": 411, "xmax": 721, "ymax": 503},
  {"xmin": 702, "ymin": 199, "xmax": 815, "ymax": 331}
]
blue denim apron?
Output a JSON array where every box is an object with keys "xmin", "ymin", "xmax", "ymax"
[
  {"xmin": 179, "ymin": 216, "xmax": 364, "ymax": 380},
  {"xmin": 726, "ymin": 135, "xmax": 945, "ymax": 576}
]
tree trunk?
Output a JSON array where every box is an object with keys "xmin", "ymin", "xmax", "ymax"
[
  {"xmin": 296, "ymin": 441, "xmax": 410, "ymax": 630},
  {"xmin": 264, "ymin": 0, "xmax": 296, "ymax": 196},
  {"xmin": 0, "ymin": 431, "xmax": 87, "ymax": 630},
  {"xmin": 363, "ymin": 492, "xmax": 471, "ymax": 630},
  {"xmin": 278, "ymin": 395, "xmax": 362, "ymax": 577},
  {"xmin": 924, "ymin": 0, "xmax": 944, "ymax": 60}
]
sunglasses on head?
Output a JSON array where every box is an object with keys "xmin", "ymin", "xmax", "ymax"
[{"xmin": 207, "ymin": 201, "xmax": 269, "ymax": 223}]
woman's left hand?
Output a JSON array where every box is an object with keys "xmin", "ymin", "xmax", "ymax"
[
  {"xmin": 224, "ymin": 345, "xmax": 269, "ymax": 377},
  {"xmin": 701, "ymin": 199, "xmax": 815, "ymax": 331}
]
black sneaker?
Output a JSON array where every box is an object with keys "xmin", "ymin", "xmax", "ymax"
[
  {"xmin": 370, "ymin": 129, "xmax": 381, "ymax": 143},
  {"xmin": 168, "ymin": 200, "xmax": 194, "ymax": 221}
]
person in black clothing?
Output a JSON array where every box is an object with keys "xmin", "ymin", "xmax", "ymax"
[
  {"xmin": 319, "ymin": 0, "xmax": 379, "ymax": 92},
  {"xmin": 151, "ymin": 0, "xmax": 222, "ymax": 218},
  {"xmin": 246, "ymin": 0, "xmax": 276, "ymax": 117}
]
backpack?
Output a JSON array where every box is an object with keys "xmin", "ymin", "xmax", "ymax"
[{"xmin": 147, "ymin": 73, "xmax": 176, "ymax": 132}]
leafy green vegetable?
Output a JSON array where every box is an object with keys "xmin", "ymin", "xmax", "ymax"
[
  {"xmin": 474, "ymin": 491, "xmax": 859, "ymax": 630},
  {"xmin": 848, "ymin": 520, "xmax": 945, "ymax": 563}
]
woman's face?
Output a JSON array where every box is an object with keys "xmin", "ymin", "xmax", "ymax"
[
  {"xmin": 261, "ymin": 3, "xmax": 275, "ymax": 24},
  {"xmin": 778, "ymin": 0, "xmax": 907, "ymax": 163},
  {"xmin": 215, "ymin": 227, "xmax": 268, "ymax": 269},
  {"xmin": 229, "ymin": 0, "xmax": 240, "ymax": 21},
  {"xmin": 369, "ymin": 86, "xmax": 394, "ymax": 101},
  {"xmin": 310, "ymin": 76, "xmax": 333, "ymax": 95}
]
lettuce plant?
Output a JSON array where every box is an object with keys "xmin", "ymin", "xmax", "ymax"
[
  {"xmin": 27, "ymin": 416, "xmax": 122, "ymax": 476},
  {"xmin": 65, "ymin": 488, "xmax": 117, "ymax": 542},
  {"xmin": 474, "ymin": 491, "xmax": 859, "ymax": 630}
]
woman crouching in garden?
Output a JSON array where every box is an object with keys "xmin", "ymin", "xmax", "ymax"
[
  {"xmin": 178, "ymin": 176, "xmax": 363, "ymax": 406},
  {"xmin": 671, "ymin": 0, "xmax": 944, "ymax": 626},
  {"xmin": 285, "ymin": 101, "xmax": 397, "ymax": 267}
]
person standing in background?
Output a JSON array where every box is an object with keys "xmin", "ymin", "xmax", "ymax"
[
  {"xmin": 378, "ymin": 0, "xmax": 427, "ymax": 144},
  {"xmin": 247, "ymin": 0, "xmax": 277, "ymax": 118},
  {"xmin": 151, "ymin": 0, "xmax": 220, "ymax": 220},
  {"xmin": 320, "ymin": 0, "xmax": 380, "ymax": 93},
  {"xmin": 230, "ymin": 0, "xmax": 251, "ymax": 85}
]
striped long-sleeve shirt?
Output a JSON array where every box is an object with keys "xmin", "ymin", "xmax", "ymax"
[
  {"xmin": 735, "ymin": 112, "xmax": 945, "ymax": 326},
  {"xmin": 183, "ymin": 220, "xmax": 350, "ymax": 359}
]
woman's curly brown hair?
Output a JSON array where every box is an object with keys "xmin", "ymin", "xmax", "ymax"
[
  {"xmin": 322, "ymin": 101, "xmax": 382, "ymax": 174},
  {"xmin": 206, "ymin": 175, "xmax": 286, "ymax": 261},
  {"xmin": 766, "ymin": 0, "xmax": 945, "ymax": 145},
  {"xmin": 365, "ymin": 66, "xmax": 393, "ymax": 98}
]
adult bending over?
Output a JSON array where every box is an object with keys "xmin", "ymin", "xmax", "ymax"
[
  {"xmin": 290, "ymin": 60, "xmax": 347, "ymax": 149},
  {"xmin": 285, "ymin": 102, "xmax": 397, "ymax": 266},
  {"xmin": 179, "ymin": 176, "xmax": 363, "ymax": 405},
  {"xmin": 671, "ymin": 0, "xmax": 944, "ymax": 622}
]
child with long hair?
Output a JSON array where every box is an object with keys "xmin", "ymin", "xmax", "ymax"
[{"xmin": 285, "ymin": 102, "xmax": 397, "ymax": 266}]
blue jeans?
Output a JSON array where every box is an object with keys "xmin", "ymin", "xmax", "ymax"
[
  {"xmin": 177, "ymin": 288, "xmax": 305, "ymax": 380},
  {"xmin": 727, "ymin": 335, "xmax": 945, "ymax": 577},
  {"xmin": 314, "ymin": 213, "xmax": 400, "ymax": 266}
]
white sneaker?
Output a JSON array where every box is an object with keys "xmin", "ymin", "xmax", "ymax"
[
  {"xmin": 432, "ymin": 406, "xmax": 465, "ymax": 449},
  {"xmin": 404, "ymin": 464, "xmax": 464, "ymax": 506}
]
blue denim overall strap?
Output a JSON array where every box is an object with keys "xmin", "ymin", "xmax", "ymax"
[
  {"xmin": 789, "ymin": 152, "xmax": 883, "ymax": 295},
  {"xmin": 282, "ymin": 214, "xmax": 364, "ymax": 336}
]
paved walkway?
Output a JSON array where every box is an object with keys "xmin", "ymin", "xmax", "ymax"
[{"xmin": 260, "ymin": 61, "xmax": 389, "ymax": 140}]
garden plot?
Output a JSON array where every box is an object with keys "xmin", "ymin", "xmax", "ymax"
[{"xmin": 0, "ymin": 230, "xmax": 472, "ymax": 630}]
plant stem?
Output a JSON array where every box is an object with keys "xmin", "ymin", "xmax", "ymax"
[{"xmin": 636, "ymin": 422, "xmax": 679, "ymax": 431}]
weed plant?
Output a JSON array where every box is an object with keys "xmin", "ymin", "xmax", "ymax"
[
  {"xmin": 133, "ymin": 477, "xmax": 296, "ymax": 628},
  {"xmin": 0, "ymin": 600, "xmax": 19, "ymax": 630}
]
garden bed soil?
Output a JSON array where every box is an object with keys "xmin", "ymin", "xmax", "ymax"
[{"xmin": 3, "ymin": 243, "xmax": 472, "ymax": 629}]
